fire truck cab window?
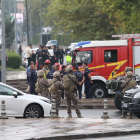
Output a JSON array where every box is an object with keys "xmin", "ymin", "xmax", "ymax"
[
  {"xmin": 76, "ymin": 51, "xmax": 92, "ymax": 64},
  {"xmin": 104, "ymin": 50, "xmax": 117, "ymax": 63}
]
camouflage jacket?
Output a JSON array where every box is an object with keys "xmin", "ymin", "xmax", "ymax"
[{"xmin": 38, "ymin": 78, "xmax": 50, "ymax": 93}]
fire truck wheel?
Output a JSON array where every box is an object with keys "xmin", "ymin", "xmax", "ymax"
[
  {"xmin": 90, "ymin": 84, "xmax": 107, "ymax": 98},
  {"xmin": 114, "ymin": 94, "xmax": 122, "ymax": 111}
]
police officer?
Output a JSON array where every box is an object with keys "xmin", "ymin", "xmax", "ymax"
[
  {"xmin": 27, "ymin": 64, "xmax": 37, "ymax": 95},
  {"xmin": 47, "ymin": 65, "xmax": 56, "ymax": 80},
  {"xmin": 36, "ymin": 70, "xmax": 50, "ymax": 98},
  {"xmin": 53, "ymin": 45, "xmax": 59, "ymax": 63},
  {"xmin": 62, "ymin": 65, "xmax": 82, "ymax": 118},
  {"xmin": 49, "ymin": 71, "xmax": 64, "ymax": 117},
  {"xmin": 74, "ymin": 66, "xmax": 85, "ymax": 99},
  {"xmin": 36, "ymin": 45, "xmax": 43, "ymax": 70},
  {"xmin": 82, "ymin": 62, "xmax": 93, "ymax": 98},
  {"xmin": 42, "ymin": 60, "xmax": 50, "ymax": 79}
]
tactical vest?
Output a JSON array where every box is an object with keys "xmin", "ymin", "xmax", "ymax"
[{"xmin": 49, "ymin": 79, "xmax": 58, "ymax": 93}]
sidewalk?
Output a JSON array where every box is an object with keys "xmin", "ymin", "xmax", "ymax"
[{"xmin": 0, "ymin": 118, "xmax": 140, "ymax": 140}]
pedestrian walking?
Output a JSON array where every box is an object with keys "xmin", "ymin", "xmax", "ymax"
[
  {"xmin": 62, "ymin": 65, "xmax": 82, "ymax": 118},
  {"xmin": 19, "ymin": 45, "xmax": 22, "ymax": 56},
  {"xmin": 42, "ymin": 60, "xmax": 50, "ymax": 79},
  {"xmin": 66, "ymin": 51, "xmax": 72, "ymax": 64},
  {"xmin": 26, "ymin": 44, "xmax": 32, "ymax": 67},
  {"xmin": 36, "ymin": 45, "xmax": 43, "ymax": 70},
  {"xmin": 27, "ymin": 64, "xmax": 38, "ymax": 95},
  {"xmin": 65, "ymin": 46, "xmax": 70, "ymax": 55},
  {"xmin": 47, "ymin": 65, "xmax": 56, "ymax": 80},
  {"xmin": 82, "ymin": 62, "xmax": 93, "ymax": 98},
  {"xmin": 49, "ymin": 71, "xmax": 64, "ymax": 117},
  {"xmin": 59, "ymin": 46, "xmax": 65, "ymax": 65},
  {"xmin": 35, "ymin": 70, "xmax": 50, "ymax": 98},
  {"xmin": 74, "ymin": 66, "xmax": 85, "ymax": 99}
]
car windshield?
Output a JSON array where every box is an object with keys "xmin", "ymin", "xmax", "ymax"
[
  {"xmin": 51, "ymin": 41, "xmax": 57, "ymax": 45},
  {"xmin": 75, "ymin": 51, "xmax": 92, "ymax": 64}
]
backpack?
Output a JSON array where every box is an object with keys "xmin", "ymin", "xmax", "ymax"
[
  {"xmin": 35, "ymin": 79, "xmax": 42, "ymax": 93},
  {"xmin": 49, "ymin": 80, "xmax": 57, "ymax": 93},
  {"xmin": 63, "ymin": 75, "xmax": 75, "ymax": 92}
]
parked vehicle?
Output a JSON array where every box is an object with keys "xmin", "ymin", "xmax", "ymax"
[
  {"xmin": 72, "ymin": 34, "xmax": 140, "ymax": 98},
  {"xmin": 0, "ymin": 82, "xmax": 51, "ymax": 118},
  {"xmin": 68, "ymin": 42, "xmax": 78, "ymax": 52},
  {"xmin": 46, "ymin": 40, "xmax": 58, "ymax": 47}
]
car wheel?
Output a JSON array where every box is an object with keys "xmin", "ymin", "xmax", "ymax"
[
  {"xmin": 24, "ymin": 105, "xmax": 42, "ymax": 118},
  {"xmin": 90, "ymin": 83, "xmax": 107, "ymax": 98},
  {"xmin": 114, "ymin": 94, "xmax": 122, "ymax": 111}
]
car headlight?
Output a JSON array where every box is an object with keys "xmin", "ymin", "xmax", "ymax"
[
  {"xmin": 134, "ymin": 92, "xmax": 140, "ymax": 98},
  {"xmin": 41, "ymin": 99, "xmax": 51, "ymax": 104}
]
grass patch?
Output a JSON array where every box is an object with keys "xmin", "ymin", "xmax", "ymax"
[{"xmin": 6, "ymin": 66, "xmax": 26, "ymax": 71}]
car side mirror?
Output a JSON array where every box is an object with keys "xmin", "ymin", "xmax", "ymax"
[{"xmin": 13, "ymin": 92, "xmax": 17, "ymax": 98}]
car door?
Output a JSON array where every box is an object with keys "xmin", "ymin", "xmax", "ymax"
[{"xmin": 0, "ymin": 85, "xmax": 22, "ymax": 115}]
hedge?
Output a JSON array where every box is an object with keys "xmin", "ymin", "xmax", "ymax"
[{"xmin": 7, "ymin": 51, "xmax": 21, "ymax": 69}]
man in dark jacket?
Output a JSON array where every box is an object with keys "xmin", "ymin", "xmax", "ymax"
[
  {"xmin": 65, "ymin": 47, "xmax": 70, "ymax": 55},
  {"xmin": 36, "ymin": 45, "xmax": 43, "ymax": 70},
  {"xmin": 53, "ymin": 46, "xmax": 59, "ymax": 63},
  {"xmin": 27, "ymin": 64, "xmax": 37, "ymax": 95},
  {"xmin": 59, "ymin": 46, "xmax": 65, "ymax": 65}
]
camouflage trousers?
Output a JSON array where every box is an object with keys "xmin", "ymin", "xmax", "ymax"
[
  {"xmin": 51, "ymin": 92, "xmax": 61, "ymax": 116},
  {"xmin": 65, "ymin": 91, "xmax": 80, "ymax": 114}
]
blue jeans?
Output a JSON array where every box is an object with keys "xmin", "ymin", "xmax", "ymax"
[
  {"xmin": 77, "ymin": 84, "xmax": 82, "ymax": 99},
  {"xmin": 84, "ymin": 80, "xmax": 90, "ymax": 98}
]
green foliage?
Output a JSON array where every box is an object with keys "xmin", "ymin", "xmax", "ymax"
[
  {"xmin": 5, "ymin": 14, "xmax": 15, "ymax": 50},
  {"xmin": 7, "ymin": 51, "xmax": 21, "ymax": 69},
  {"xmin": 101, "ymin": 0, "xmax": 140, "ymax": 33}
]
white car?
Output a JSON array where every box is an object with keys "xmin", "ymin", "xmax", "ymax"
[{"xmin": 0, "ymin": 83, "xmax": 52, "ymax": 118}]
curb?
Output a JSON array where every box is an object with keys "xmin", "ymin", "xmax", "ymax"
[{"xmin": 28, "ymin": 130, "xmax": 140, "ymax": 140}]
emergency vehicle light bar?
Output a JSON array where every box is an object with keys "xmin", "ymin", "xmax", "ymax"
[{"xmin": 112, "ymin": 34, "xmax": 140, "ymax": 38}]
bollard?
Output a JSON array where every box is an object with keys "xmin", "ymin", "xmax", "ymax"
[
  {"xmin": 0, "ymin": 100, "xmax": 8, "ymax": 119},
  {"xmin": 101, "ymin": 99, "xmax": 109, "ymax": 119},
  {"xmin": 50, "ymin": 99, "xmax": 57, "ymax": 118}
]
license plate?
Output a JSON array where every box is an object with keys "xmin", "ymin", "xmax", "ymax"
[{"xmin": 122, "ymin": 102, "xmax": 128, "ymax": 108}]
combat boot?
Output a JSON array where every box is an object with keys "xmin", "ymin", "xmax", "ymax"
[
  {"xmin": 119, "ymin": 111, "xmax": 126, "ymax": 119},
  {"xmin": 77, "ymin": 113, "xmax": 83, "ymax": 118},
  {"xmin": 128, "ymin": 113, "xmax": 132, "ymax": 119},
  {"xmin": 67, "ymin": 113, "xmax": 72, "ymax": 118}
]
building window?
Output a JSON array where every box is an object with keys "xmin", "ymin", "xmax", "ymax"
[{"xmin": 104, "ymin": 50, "xmax": 118, "ymax": 63}]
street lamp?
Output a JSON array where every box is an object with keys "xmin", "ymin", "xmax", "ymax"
[{"xmin": 40, "ymin": 0, "xmax": 42, "ymax": 45}]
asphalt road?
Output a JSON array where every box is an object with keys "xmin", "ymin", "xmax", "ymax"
[
  {"xmin": 77, "ymin": 135, "xmax": 140, "ymax": 140},
  {"xmin": 59, "ymin": 109, "xmax": 138, "ymax": 119}
]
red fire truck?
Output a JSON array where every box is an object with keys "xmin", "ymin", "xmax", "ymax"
[{"xmin": 73, "ymin": 34, "xmax": 140, "ymax": 98}]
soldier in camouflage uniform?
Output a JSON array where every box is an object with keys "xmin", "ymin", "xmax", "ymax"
[
  {"xmin": 36, "ymin": 70, "xmax": 50, "ymax": 98},
  {"xmin": 62, "ymin": 65, "xmax": 82, "ymax": 118},
  {"xmin": 49, "ymin": 71, "xmax": 64, "ymax": 117},
  {"xmin": 120, "ymin": 71, "xmax": 137, "ymax": 119}
]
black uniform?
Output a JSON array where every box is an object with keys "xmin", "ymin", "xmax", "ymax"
[
  {"xmin": 84, "ymin": 68, "xmax": 91, "ymax": 98},
  {"xmin": 53, "ymin": 48, "xmax": 59, "ymax": 63},
  {"xmin": 36, "ymin": 48, "xmax": 43, "ymax": 70},
  {"xmin": 75, "ymin": 71, "xmax": 83, "ymax": 99},
  {"xmin": 27, "ymin": 69, "xmax": 37, "ymax": 95},
  {"xmin": 59, "ymin": 49, "xmax": 65, "ymax": 65},
  {"xmin": 31, "ymin": 53, "xmax": 36, "ymax": 65}
]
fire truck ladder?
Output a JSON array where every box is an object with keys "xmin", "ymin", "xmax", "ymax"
[{"xmin": 112, "ymin": 34, "xmax": 140, "ymax": 38}]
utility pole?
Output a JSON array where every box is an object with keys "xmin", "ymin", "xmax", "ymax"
[
  {"xmin": 1, "ymin": 0, "xmax": 6, "ymax": 83},
  {"xmin": 29, "ymin": 0, "xmax": 32, "ymax": 45},
  {"xmin": 20, "ymin": 0, "xmax": 22, "ymax": 45},
  {"xmin": 14, "ymin": 0, "xmax": 17, "ymax": 54},
  {"xmin": 25, "ymin": 0, "xmax": 29, "ymax": 46},
  {"xmin": 40, "ymin": 0, "xmax": 42, "ymax": 45}
]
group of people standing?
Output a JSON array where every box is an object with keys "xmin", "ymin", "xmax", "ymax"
[{"xmin": 26, "ymin": 44, "xmax": 71, "ymax": 70}]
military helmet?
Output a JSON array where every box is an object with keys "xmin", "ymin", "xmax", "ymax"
[
  {"xmin": 37, "ymin": 70, "xmax": 44, "ymax": 77},
  {"xmin": 66, "ymin": 65, "xmax": 73, "ymax": 73},
  {"xmin": 53, "ymin": 71, "xmax": 60, "ymax": 78},
  {"xmin": 126, "ymin": 71, "xmax": 133, "ymax": 78},
  {"xmin": 125, "ymin": 67, "xmax": 132, "ymax": 73}
]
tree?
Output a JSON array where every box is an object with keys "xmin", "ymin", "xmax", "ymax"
[
  {"xmin": 101, "ymin": 0, "xmax": 140, "ymax": 34},
  {"xmin": 5, "ymin": 14, "xmax": 15, "ymax": 51},
  {"xmin": 44, "ymin": 0, "xmax": 116, "ymax": 40}
]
